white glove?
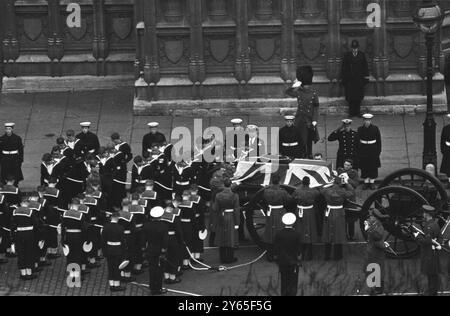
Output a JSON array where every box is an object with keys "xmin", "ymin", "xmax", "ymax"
[
  {"xmin": 266, "ymin": 210, "xmax": 271, "ymax": 217},
  {"xmin": 384, "ymin": 242, "xmax": 390, "ymax": 249},
  {"xmin": 234, "ymin": 225, "xmax": 239, "ymax": 230},
  {"xmin": 312, "ymin": 121, "xmax": 317, "ymax": 127},
  {"xmin": 11, "ymin": 244, "xmax": 16, "ymax": 254},
  {"xmin": 414, "ymin": 232, "xmax": 420, "ymax": 238},
  {"xmin": 293, "ymin": 80, "xmax": 302, "ymax": 88},
  {"xmin": 436, "ymin": 245, "xmax": 442, "ymax": 251}
]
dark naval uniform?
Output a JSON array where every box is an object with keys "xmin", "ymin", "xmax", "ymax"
[
  {"xmin": 141, "ymin": 217, "xmax": 169, "ymax": 295},
  {"xmin": 440, "ymin": 124, "xmax": 450, "ymax": 177},
  {"xmin": 214, "ymin": 187, "xmax": 240, "ymax": 263},
  {"xmin": 142, "ymin": 132, "xmax": 167, "ymax": 158},
  {"xmin": 131, "ymin": 163, "xmax": 153, "ymax": 193},
  {"xmin": 292, "ymin": 186, "xmax": 320, "ymax": 260},
  {"xmin": 76, "ymin": 131, "xmax": 100, "ymax": 157},
  {"xmin": 102, "ymin": 220, "xmax": 125, "ymax": 287},
  {"xmin": 161, "ymin": 209, "xmax": 183, "ymax": 279},
  {"xmin": 11, "ymin": 207, "xmax": 38, "ymax": 273},
  {"xmin": 0, "ymin": 132, "xmax": 24, "ymax": 184},
  {"xmin": 279, "ymin": 125, "xmax": 303, "ymax": 159},
  {"xmin": 328, "ymin": 128, "xmax": 359, "ymax": 169},
  {"xmin": 153, "ymin": 158, "xmax": 173, "ymax": 202},
  {"xmin": 321, "ymin": 183, "xmax": 354, "ymax": 260},
  {"xmin": 61, "ymin": 209, "xmax": 87, "ymax": 268},
  {"xmin": 357, "ymin": 124, "xmax": 381, "ymax": 180},
  {"xmin": 417, "ymin": 219, "xmax": 442, "ymax": 296},
  {"xmin": 274, "ymin": 227, "xmax": 302, "ymax": 296},
  {"xmin": 111, "ymin": 143, "xmax": 133, "ymax": 208},
  {"xmin": 285, "ymin": 86, "xmax": 319, "ymax": 158}
]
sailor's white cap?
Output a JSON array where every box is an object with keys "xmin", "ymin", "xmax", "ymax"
[
  {"xmin": 4, "ymin": 122, "xmax": 15, "ymax": 128},
  {"xmin": 80, "ymin": 122, "xmax": 91, "ymax": 127},
  {"xmin": 282, "ymin": 213, "xmax": 297, "ymax": 226},
  {"xmin": 150, "ymin": 206, "xmax": 165, "ymax": 218},
  {"xmin": 362, "ymin": 114, "xmax": 374, "ymax": 120},
  {"xmin": 147, "ymin": 122, "xmax": 160, "ymax": 128},
  {"xmin": 284, "ymin": 115, "xmax": 295, "ymax": 121},
  {"xmin": 342, "ymin": 119, "xmax": 352, "ymax": 124},
  {"xmin": 247, "ymin": 124, "xmax": 258, "ymax": 131},
  {"xmin": 230, "ymin": 118, "xmax": 243, "ymax": 125}
]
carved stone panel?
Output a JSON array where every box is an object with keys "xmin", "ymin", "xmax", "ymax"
[
  {"xmin": 159, "ymin": 36, "xmax": 190, "ymax": 68},
  {"xmin": 205, "ymin": 36, "xmax": 235, "ymax": 65},
  {"xmin": 23, "ymin": 18, "xmax": 43, "ymax": 41}
]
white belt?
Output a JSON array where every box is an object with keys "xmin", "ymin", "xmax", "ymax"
[
  {"xmin": 48, "ymin": 225, "xmax": 60, "ymax": 229},
  {"xmin": 2, "ymin": 227, "xmax": 11, "ymax": 232},
  {"xmin": 17, "ymin": 226, "xmax": 33, "ymax": 232},
  {"xmin": 135, "ymin": 180, "xmax": 147, "ymax": 184},
  {"xmin": 155, "ymin": 181, "xmax": 173, "ymax": 191},
  {"xmin": 135, "ymin": 224, "xmax": 143, "ymax": 228},
  {"xmin": 89, "ymin": 149, "xmax": 95, "ymax": 154},
  {"xmin": 176, "ymin": 181, "xmax": 190, "ymax": 186},
  {"xmin": 224, "ymin": 209, "xmax": 234, "ymax": 213},
  {"xmin": 2, "ymin": 150, "xmax": 18, "ymax": 155},
  {"xmin": 360, "ymin": 140, "xmax": 376, "ymax": 145},
  {"xmin": 66, "ymin": 229, "xmax": 82, "ymax": 233},
  {"xmin": 267, "ymin": 205, "xmax": 284, "ymax": 217},
  {"xmin": 124, "ymin": 230, "xmax": 131, "ymax": 234},
  {"xmin": 113, "ymin": 179, "xmax": 130, "ymax": 185},
  {"xmin": 107, "ymin": 241, "xmax": 121, "ymax": 246},
  {"xmin": 325, "ymin": 205, "xmax": 343, "ymax": 217},
  {"xmin": 90, "ymin": 217, "xmax": 97, "ymax": 221},
  {"xmin": 181, "ymin": 219, "xmax": 191, "ymax": 223},
  {"xmin": 282, "ymin": 142, "xmax": 299, "ymax": 147},
  {"xmin": 297, "ymin": 205, "xmax": 314, "ymax": 218},
  {"xmin": 168, "ymin": 231, "xmax": 176, "ymax": 236},
  {"xmin": 446, "ymin": 141, "xmax": 450, "ymax": 147},
  {"xmin": 44, "ymin": 179, "xmax": 50, "ymax": 184},
  {"xmin": 66, "ymin": 177, "xmax": 84, "ymax": 184}
]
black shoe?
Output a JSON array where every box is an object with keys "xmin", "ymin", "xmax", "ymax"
[
  {"xmin": 21, "ymin": 274, "xmax": 37, "ymax": 281},
  {"xmin": 131, "ymin": 269, "xmax": 144, "ymax": 275},
  {"xmin": 96, "ymin": 255, "xmax": 105, "ymax": 261},
  {"xmin": 176, "ymin": 271, "xmax": 183, "ymax": 277},
  {"xmin": 362, "ymin": 184, "xmax": 369, "ymax": 191},
  {"xmin": 88, "ymin": 262, "xmax": 101, "ymax": 269},
  {"xmin": 121, "ymin": 276, "xmax": 136, "ymax": 283},
  {"xmin": 0, "ymin": 259, "xmax": 8, "ymax": 265},
  {"xmin": 165, "ymin": 277, "xmax": 181, "ymax": 284},
  {"xmin": 47, "ymin": 254, "xmax": 61, "ymax": 260},
  {"xmin": 181, "ymin": 265, "xmax": 191, "ymax": 271},
  {"xmin": 347, "ymin": 236, "xmax": 356, "ymax": 242},
  {"xmin": 110, "ymin": 286, "xmax": 126, "ymax": 292},
  {"xmin": 33, "ymin": 267, "xmax": 43, "ymax": 273},
  {"xmin": 151, "ymin": 288, "xmax": 168, "ymax": 296},
  {"xmin": 6, "ymin": 253, "xmax": 17, "ymax": 258},
  {"xmin": 81, "ymin": 269, "xmax": 91, "ymax": 275},
  {"xmin": 369, "ymin": 184, "xmax": 376, "ymax": 190},
  {"xmin": 39, "ymin": 261, "xmax": 52, "ymax": 267}
]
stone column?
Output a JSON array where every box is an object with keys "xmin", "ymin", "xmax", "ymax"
[
  {"xmin": 143, "ymin": 0, "xmax": 160, "ymax": 101},
  {"xmin": 255, "ymin": 0, "xmax": 273, "ymax": 20},
  {"xmin": 189, "ymin": 0, "xmax": 205, "ymax": 99},
  {"xmin": 209, "ymin": 0, "xmax": 228, "ymax": 21},
  {"xmin": 348, "ymin": 0, "xmax": 365, "ymax": 19},
  {"xmin": 165, "ymin": 0, "xmax": 183, "ymax": 23},
  {"xmin": 281, "ymin": 0, "xmax": 296, "ymax": 82},
  {"xmin": 235, "ymin": 0, "xmax": 252, "ymax": 99},
  {"xmin": 301, "ymin": 0, "xmax": 321, "ymax": 19}
]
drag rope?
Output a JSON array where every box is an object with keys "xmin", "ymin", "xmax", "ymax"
[
  {"xmin": 185, "ymin": 245, "xmax": 267, "ymax": 272},
  {"xmin": 130, "ymin": 282, "xmax": 202, "ymax": 297}
]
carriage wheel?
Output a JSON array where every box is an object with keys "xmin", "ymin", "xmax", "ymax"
[
  {"xmin": 360, "ymin": 186, "xmax": 429, "ymax": 259},
  {"xmin": 379, "ymin": 168, "xmax": 448, "ymax": 213},
  {"xmin": 243, "ymin": 185, "xmax": 296, "ymax": 249}
]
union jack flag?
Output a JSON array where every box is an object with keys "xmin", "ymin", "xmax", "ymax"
[{"xmin": 232, "ymin": 159, "xmax": 333, "ymax": 188}]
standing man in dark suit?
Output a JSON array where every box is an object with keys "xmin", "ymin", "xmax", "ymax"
[
  {"xmin": 341, "ymin": 40, "xmax": 369, "ymax": 118},
  {"xmin": 76, "ymin": 122, "xmax": 100, "ymax": 157},
  {"xmin": 274, "ymin": 213, "xmax": 302, "ymax": 296},
  {"xmin": 0, "ymin": 123, "xmax": 24, "ymax": 185},
  {"xmin": 357, "ymin": 114, "xmax": 382, "ymax": 190},
  {"xmin": 440, "ymin": 114, "xmax": 450, "ymax": 188},
  {"xmin": 142, "ymin": 206, "xmax": 169, "ymax": 296}
]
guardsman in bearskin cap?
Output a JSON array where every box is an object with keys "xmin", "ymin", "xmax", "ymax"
[
  {"xmin": 102, "ymin": 210, "xmax": 127, "ymax": 292},
  {"xmin": 285, "ymin": 66, "xmax": 320, "ymax": 159},
  {"xmin": 292, "ymin": 176, "xmax": 320, "ymax": 261}
]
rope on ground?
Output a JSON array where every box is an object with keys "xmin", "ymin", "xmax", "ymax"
[
  {"xmin": 185, "ymin": 245, "xmax": 267, "ymax": 272},
  {"xmin": 130, "ymin": 282, "xmax": 202, "ymax": 297}
]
